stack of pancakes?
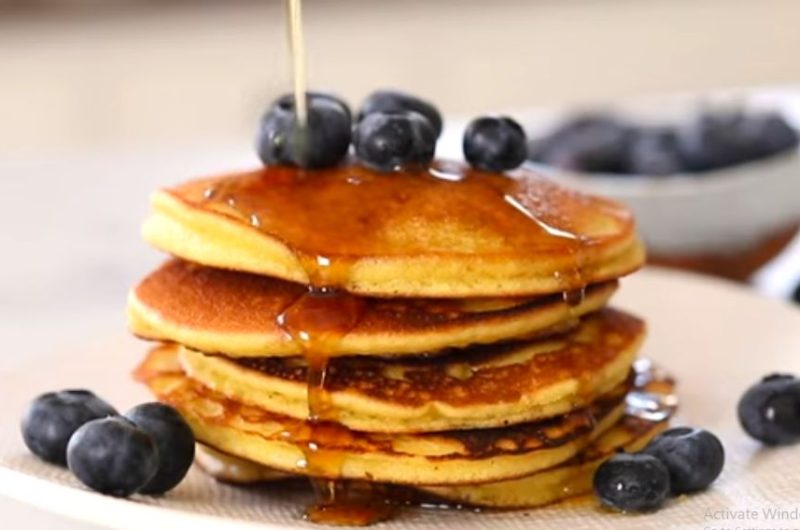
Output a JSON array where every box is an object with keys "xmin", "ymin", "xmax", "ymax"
[{"xmin": 128, "ymin": 162, "xmax": 676, "ymax": 522}]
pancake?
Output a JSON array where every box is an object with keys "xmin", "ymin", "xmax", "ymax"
[
  {"xmin": 191, "ymin": 367, "xmax": 676, "ymax": 508},
  {"xmin": 422, "ymin": 415, "xmax": 667, "ymax": 507},
  {"xmin": 193, "ymin": 416, "xmax": 669, "ymax": 507},
  {"xmin": 421, "ymin": 381, "xmax": 676, "ymax": 507},
  {"xmin": 135, "ymin": 345, "xmax": 628, "ymax": 486},
  {"xmin": 128, "ymin": 259, "xmax": 618, "ymax": 357},
  {"xmin": 177, "ymin": 308, "xmax": 643, "ymax": 433},
  {"xmin": 142, "ymin": 162, "xmax": 645, "ymax": 297}
]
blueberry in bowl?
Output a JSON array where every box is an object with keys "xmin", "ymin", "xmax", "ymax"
[
  {"xmin": 529, "ymin": 107, "xmax": 799, "ymax": 176},
  {"xmin": 528, "ymin": 113, "xmax": 633, "ymax": 174},
  {"xmin": 522, "ymin": 89, "xmax": 800, "ymax": 281}
]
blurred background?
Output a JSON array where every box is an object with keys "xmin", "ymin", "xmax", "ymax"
[
  {"xmin": 1, "ymin": 0, "xmax": 798, "ymax": 355},
  {"xmin": 0, "ymin": 1, "xmax": 798, "ymax": 527},
  {"xmin": 3, "ymin": 0, "xmax": 800, "ymax": 156},
  {"xmin": 2, "ymin": 0, "xmax": 799, "ymax": 359}
]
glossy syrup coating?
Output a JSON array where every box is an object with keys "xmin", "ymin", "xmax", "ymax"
[{"xmin": 150, "ymin": 162, "xmax": 641, "ymax": 297}]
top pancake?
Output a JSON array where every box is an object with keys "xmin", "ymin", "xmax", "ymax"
[{"xmin": 143, "ymin": 162, "xmax": 644, "ymax": 297}]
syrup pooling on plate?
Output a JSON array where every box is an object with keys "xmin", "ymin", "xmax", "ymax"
[
  {"xmin": 305, "ymin": 482, "xmax": 395, "ymax": 526},
  {"xmin": 626, "ymin": 359, "xmax": 679, "ymax": 422}
]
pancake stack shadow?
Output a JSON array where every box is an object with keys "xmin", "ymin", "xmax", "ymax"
[{"xmin": 128, "ymin": 162, "xmax": 677, "ymax": 524}]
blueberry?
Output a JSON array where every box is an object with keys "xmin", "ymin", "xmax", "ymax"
[
  {"xmin": 738, "ymin": 373, "xmax": 800, "ymax": 445},
  {"xmin": 463, "ymin": 116, "xmax": 527, "ymax": 172},
  {"xmin": 357, "ymin": 90, "xmax": 443, "ymax": 138},
  {"xmin": 353, "ymin": 110, "xmax": 436, "ymax": 172},
  {"xmin": 625, "ymin": 128, "xmax": 684, "ymax": 176},
  {"xmin": 21, "ymin": 390, "xmax": 117, "ymax": 465},
  {"xmin": 67, "ymin": 416, "xmax": 158, "ymax": 497},
  {"xmin": 593, "ymin": 453, "xmax": 670, "ymax": 512},
  {"xmin": 738, "ymin": 112, "xmax": 799, "ymax": 159},
  {"xmin": 125, "ymin": 403, "xmax": 195, "ymax": 494},
  {"xmin": 257, "ymin": 92, "xmax": 352, "ymax": 169},
  {"xmin": 676, "ymin": 110, "xmax": 746, "ymax": 171},
  {"xmin": 529, "ymin": 113, "xmax": 632, "ymax": 173},
  {"xmin": 676, "ymin": 109, "xmax": 795, "ymax": 171},
  {"xmin": 643, "ymin": 427, "xmax": 724, "ymax": 494},
  {"xmin": 792, "ymin": 281, "xmax": 800, "ymax": 305}
]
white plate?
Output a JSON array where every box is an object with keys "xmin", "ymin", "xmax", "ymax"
[{"xmin": 1, "ymin": 267, "xmax": 800, "ymax": 530}]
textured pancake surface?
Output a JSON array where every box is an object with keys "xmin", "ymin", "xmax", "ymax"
[
  {"xmin": 189, "ymin": 372, "xmax": 676, "ymax": 508},
  {"xmin": 135, "ymin": 345, "xmax": 627, "ymax": 485},
  {"xmin": 142, "ymin": 163, "xmax": 644, "ymax": 297},
  {"xmin": 177, "ymin": 308, "xmax": 643, "ymax": 432},
  {"xmin": 129, "ymin": 259, "xmax": 618, "ymax": 357},
  {"xmin": 420, "ymin": 415, "xmax": 667, "ymax": 507},
  {"xmin": 192, "ymin": 415, "xmax": 668, "ymax": 507},
  {"xmin": 422, "ymin": 370, "xmax": 676, "ymax": 507}
]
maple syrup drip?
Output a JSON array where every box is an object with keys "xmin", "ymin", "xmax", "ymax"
[
  {"xmin": 191, "ymin": 162, "xmax": 623, "ymax": 524},
  {"xmin": 277, "ymin": 288, "xmax": 365, "ymax": 420},
  {"xmin": 562, "ymin": 286, "xmax": 586, "ymax": 307},
  {"xmin": 273, "ymin": 251, "xmax": 368, "ymax": 522},
  {"xmin": 205, "ymin": 168, "xmax": 376, "ymax": 520}
]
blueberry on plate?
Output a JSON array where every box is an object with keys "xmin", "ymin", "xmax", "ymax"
[
  {"xmin": 357, "ymin": 90, "xmax": 443, "ymax": 138},
  {"xmin": 593, "ymin": 453, "xmax": 670, "ymax": 512},
  {"xmin": 126, "ymin": 403, "xmax": 195, "ymax": 494},
  {"xmin": 463, "ymin": 116, "xmax": 527, "ymax": 172},
  {"xmin": 67, "ymin": 416, "xmax": 158, "ymax": 498},
  {"xmin": 257, "ymin": 92, "xmax": 352, "ymax": 169},
  {"xmin": 21, "ymin": 390, "xmax": 117, "ymax": 465},
  {"xmin": 353, "ymin": 110, "xmax": 437, "ymax": 172},
  {"xmin": 738, "ymin": 373, "xmax": 800, "ymax": 445},
  {"xmin": 792, "ymin": 281, "xmax": 800, "ymax": 305},
  {"xmin": 643, "ymin": 427, "xmax": 724, "ymax": 494}
]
